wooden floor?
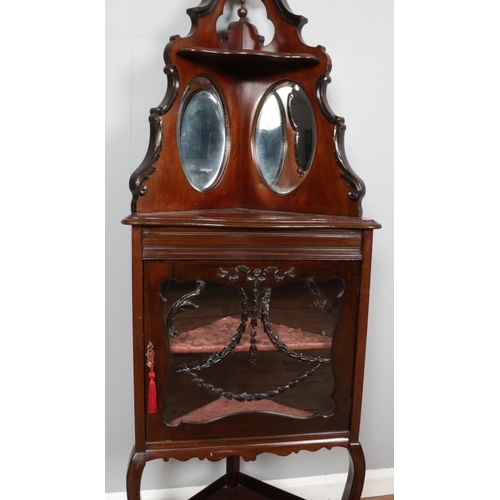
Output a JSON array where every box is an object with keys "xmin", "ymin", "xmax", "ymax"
[{"xmin": 364, "ymin": 496, "xmax": 393, "ymax": 500}]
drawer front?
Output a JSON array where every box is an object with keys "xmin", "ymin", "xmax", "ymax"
[{"xmin": 143, "ymin": 227, "xmax": 363, "ymax": 261}]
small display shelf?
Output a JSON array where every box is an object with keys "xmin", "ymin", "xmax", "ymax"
[{"xmin": 177, "ymin": 47, "xmax": 320, "ymax": 72}]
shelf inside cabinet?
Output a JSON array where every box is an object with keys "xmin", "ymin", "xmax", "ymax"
[{"xmin": 169, "ymin": 316, "xmax": 331, "ymax": 354}]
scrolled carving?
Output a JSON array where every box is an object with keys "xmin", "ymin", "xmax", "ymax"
[
  {"xmin": 152, "ymin": 64, "xmax": 180, "ymax": 116},
  {"xmin": 177, "ymin": 275, "xmax": 342, "ymax": 403},
  {"xmin": 334, "ymin": 124, "xmax": 366, "ymax": 205},
  {"xmin": 161, "ymin": 280, "xmax": 206, "ymax": 338},
  {"xmin": 218, "ymin": 266, "xmax": 295, "ymax": 285},
  {"xmin": 129, "ymin": 114, "xmax": 162, "ymax": 213},
  {"xmin": 129, "ymin": 60, "xmax": 179, "ymax": 212},
  {"xmin": 269, "ymin": 0, "xmax": 307, "ymax": 28},
  {"xmin": 316, "ymin": 73, "xmax": 366, "ymax": 215},
  {"xmin": 187, "ymin": 0, "xmax": 219, "ymax": 19}
]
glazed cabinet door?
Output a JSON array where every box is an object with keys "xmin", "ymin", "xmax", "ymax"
[{"xmin": 141, "ymin": 258, "xmax": 362, "ymax": 444}]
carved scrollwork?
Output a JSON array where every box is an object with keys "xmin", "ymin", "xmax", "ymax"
[
  {"xmin": 161, "ymin": 280, "xmax": 205, "ymax": 338},
  {"xmin": 152, "ymin": 65, "xmax": 180, "ymax": 116},
  {"xmin": 129, "ymin": 114, "xmax": 162, "ymax": 213},
  {"xmin": 218, "ymin": 266, "xmax": 295, "ymax": 285},
  {"xmin": 269, "ymin": 0, "xmax": 307, "ymax": 28},
  {"xmin": 187, "ymin": 0, "xmax": 220, "ymax": 26},
  {"xmin": 316, "ymin": 73, "xmax": 366, "ymax": 215},
  {"xmin": 129, "ymin": 61, "xmax": 179, "ymax": 212},
  {"xmin": 173, "ymin": 278, "xmax": 325, "ymax": 400},
  {"xmin": 169, "ymin": 274, "xmax": 342, "ymax": 409},
  {"xmin": 334, "ymin": 124, "xmax": 366, "ymax": 205}
]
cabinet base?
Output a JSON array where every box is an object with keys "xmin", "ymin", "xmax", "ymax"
[
  {"xmin": 126, "ymin": 445, "xmax": 365, "ymax": 500},
  {"xmin": 189, "ymin": 472, "xmax": 305, "ymax": 500}
]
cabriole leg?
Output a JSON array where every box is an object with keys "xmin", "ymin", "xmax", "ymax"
[
  {"xmin": 341, "ymin": 442, "xmax": 366, "ymax": 500},
  {"xmin": 126, "ymin": 447, "xmax": 146, "ymax": 500}
]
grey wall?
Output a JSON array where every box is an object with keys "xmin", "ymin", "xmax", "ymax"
[{"xmin": 105, "ymin": 0, "xmax": 393, "ymax": 493}]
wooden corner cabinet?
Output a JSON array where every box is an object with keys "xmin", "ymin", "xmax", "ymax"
[{"xmin": 121, "ymin": 1, "xmax": 381, "ymax": 499}]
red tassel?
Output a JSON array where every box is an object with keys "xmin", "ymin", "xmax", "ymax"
[{"xmin": 146, "ymin": 342, "xmax": 157, "ymax": 414}]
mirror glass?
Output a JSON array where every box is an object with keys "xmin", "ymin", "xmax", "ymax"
[
  {"xmin": 254, "ymin": 92, "xmax": 286, "ymax": 187},
  {"xmin": 255, "ymin": 82, "xmax": 316, "ymax": 194},
  {"xmin": 178, "ymin": 77, "xmax": 227, "ymax": 192}
]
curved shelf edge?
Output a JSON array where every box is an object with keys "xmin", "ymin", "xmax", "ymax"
[
  {"xmin": 122, "ymin": 209, "xmax": 381, "ymax": 230},
  {"xmin": 177, "ymin": 46, "xmax": 320, "ymax": 70}
]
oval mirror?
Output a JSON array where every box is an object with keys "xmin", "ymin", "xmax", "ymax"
[
  {"xmin": 177, "ymin": 77, "xmax": 228, "ymax": 192},
  {"xmin": 254, "ymin": 92, "xmax": 286, "ymax": 188},
  {"xmin": 254, "ymin": 82, "xmax": 316, "ymax": 194}
]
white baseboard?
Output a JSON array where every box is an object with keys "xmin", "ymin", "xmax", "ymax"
[{"xmin": 106, "ymin": 467, "xmax": 394, "ymax": 499}]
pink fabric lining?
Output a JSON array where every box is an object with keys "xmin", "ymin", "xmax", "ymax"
[
  {"xmin": 170, "ymin": 316, "xmax": 331, "ymax": 353},
  {"xmin": 170, "ymin": 397, "xmax": 314, "ymax": 424}
]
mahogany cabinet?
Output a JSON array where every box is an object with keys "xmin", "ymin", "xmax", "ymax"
[{"xmin": 122, "ymin": 2, "xmax": 380, "ymax": 499}]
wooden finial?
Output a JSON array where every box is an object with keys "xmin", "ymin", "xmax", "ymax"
[{"xmin": 238, "ymin": 0, "xmax": 248, "ymax": 19}]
